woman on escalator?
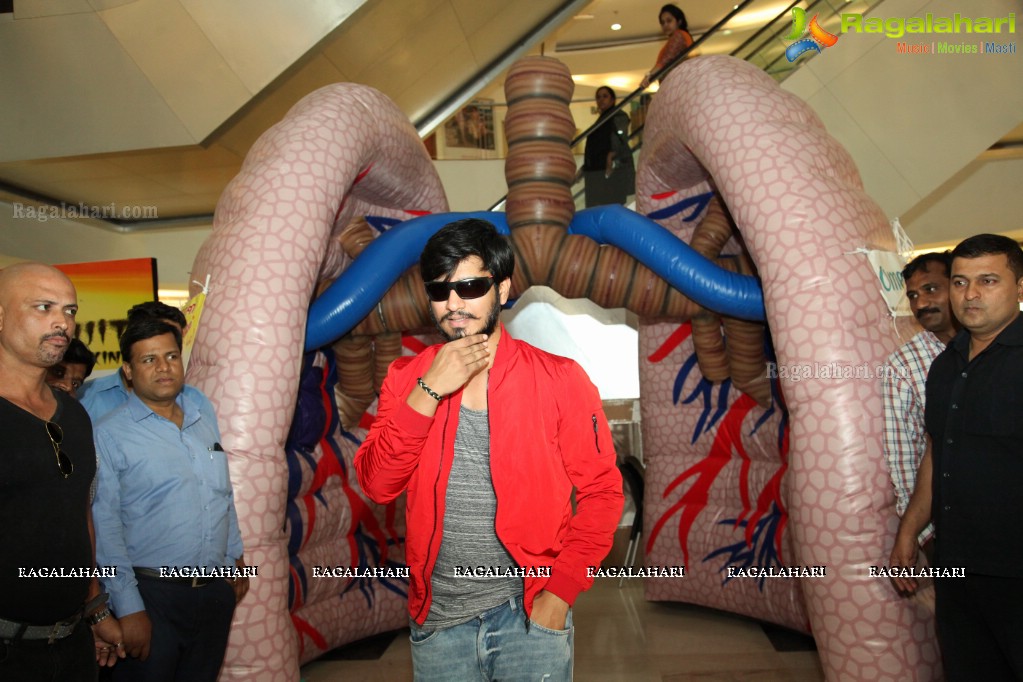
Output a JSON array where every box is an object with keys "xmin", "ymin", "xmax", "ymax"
[
  {"xmin": 640, "ymin": 4, "xmax": 695, "ymax": 89},
  {"xmin": 579, "ymin": 86, "xmax": 634, "ymax": 208}
]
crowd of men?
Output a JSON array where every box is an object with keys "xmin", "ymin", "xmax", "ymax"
[
  {"xmin": 2, "ymin": 224, "xmax": 1020, "ymax": 681},
  {"xmin": 884, "ymin": 234, "xmax": 1023, "ymax": 680},
  {"xmin": 0, "ymin": 269, "xmax": 247, "ymax": 682}
]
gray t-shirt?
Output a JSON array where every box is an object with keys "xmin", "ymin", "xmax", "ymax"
[{"xmin": 424, "ymin": 406, "xmax": 522, "ymax": 630}]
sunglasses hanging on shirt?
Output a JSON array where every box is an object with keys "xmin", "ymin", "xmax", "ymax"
[{"xmin": 45, "ymin": 421, "xmax": 74, "ymax": 479}]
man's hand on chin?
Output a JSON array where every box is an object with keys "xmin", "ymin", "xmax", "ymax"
[{"xmin": 529, "ymin": 590, "xmax": 569, "ymax": 630}]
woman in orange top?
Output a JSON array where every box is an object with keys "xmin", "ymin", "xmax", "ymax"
[{"xmin": 640, "ymin": 4, "xmax": 694, "ymax": 89}]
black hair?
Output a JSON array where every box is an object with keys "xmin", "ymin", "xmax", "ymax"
[
  {"xmin": 596, "ymin": 86, "xmax": 617, "ymax": 104},
  {"xmin": 127, "ymin": 300, "xmax": 187, "ymax": 329},
  {"xmin": 420, "ymin": 218, "xmax": 514, "ymax": 284},
  {"xmin": 120, "ymin": 318, "xmax": 182, "ymax": 363},
  {"xmin": 659, "ymin": 4, "xmax": 688, "ymax": 31},
  {"xmin": 951, "ymin": 233, "xmax": 1023, "ymax": 281},
  {"xmin": 902, "ymin": 251, "xmax": 951, "ymax": 281},
  {"xmin": 63, "ymin": 338, "xmax": 96, "ymax": 378}
]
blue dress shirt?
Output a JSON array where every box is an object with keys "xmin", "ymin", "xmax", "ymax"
[
  {"xmin": 92, "ymin": 391, "xmax": 243, "ymax": 617},
  {"xmin": 79, "ymin": 370, "xmax": 217, "ymax": 426}
]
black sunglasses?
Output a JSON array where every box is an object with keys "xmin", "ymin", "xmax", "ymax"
[
  {"xmin": 424, "ymin": 276, "xmax": 495, "ymax": 303},
  {"xmin": 45, "ymin": 421, "xmax": 74, "ymax": 479}
]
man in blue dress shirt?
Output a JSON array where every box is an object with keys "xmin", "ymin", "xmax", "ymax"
[
  {"xmin": 79, "ymin": 301, "xmax": 214, "ymax": 426},
  {"xmin": 92, "ymin": 316, "xmax": 248, "ymax": 682}
]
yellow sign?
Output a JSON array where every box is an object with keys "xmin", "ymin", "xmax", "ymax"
[{"xmin": 55, "ymin": 258, "xmax": 158, "ymax": 371}]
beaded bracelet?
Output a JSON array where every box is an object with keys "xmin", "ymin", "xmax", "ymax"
[{"xmin": 416, "ymin": 377, "xmax": 443, "ymax": 402}]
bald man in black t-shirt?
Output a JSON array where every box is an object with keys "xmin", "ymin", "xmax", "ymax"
[{"xmin": 0, "ymin": 263, "xmax": 124, "ymax": 681}]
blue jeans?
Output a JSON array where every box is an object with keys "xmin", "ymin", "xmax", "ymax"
[{"xmin": 410, "ymin": 595, "xmax": 573, "ymax": 681}]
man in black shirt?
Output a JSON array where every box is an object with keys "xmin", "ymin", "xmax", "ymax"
[
  {"xmin": 890, "ymin": 234, "xmax": 1023, "ymax": 680},
  {"xmin": 0, "ymin": 262, "xmax": 124, "ymax": 681}
]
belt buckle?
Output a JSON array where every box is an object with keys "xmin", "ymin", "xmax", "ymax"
[{"xmin": 47, "ymin": 623, "xmax": 64, "ymax": 645}]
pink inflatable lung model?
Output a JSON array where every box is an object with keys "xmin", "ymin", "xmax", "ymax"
[
  {"xmin": 188, "ymin": 84, "xmax": 447, "ymax": 680},
  {"xmin": 186, "ymin": 55, "xmax": 941, "ymax": 681},
  {"xmin": 638, "ymin": 56, "xmax": 940, "ymax": 679}
]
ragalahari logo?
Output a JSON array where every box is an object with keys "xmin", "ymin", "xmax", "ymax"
[{"xmin": 785, "ymin": 7, "xmax": 839, "ymax": 62}]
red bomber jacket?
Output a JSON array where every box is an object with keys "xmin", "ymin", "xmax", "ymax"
[{"xmin": 355, "ymin": 325, "xmax": 624, "ymax": 625}]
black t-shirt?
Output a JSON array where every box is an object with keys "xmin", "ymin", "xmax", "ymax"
[
  {"xmin": 925, "ymin": 313, "xmax": 1023, "ymax": 577},
  {"xmin": 0, "ymin": 389, "xmax": 97, "ymax": 623}
]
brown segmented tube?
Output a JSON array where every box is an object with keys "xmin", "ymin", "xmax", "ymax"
[
  {"xmin": 691, "ymin": 311, "xmax": 730, "ymax": 381},
  {"xmin": 505, "ymin": 182, "xmax": 577, "ymax": 230},
  {"xmin": 504, "ymin": 57, "xmax": 576, "ymax": 234},
  {"xmin": 504, "ymin": 143, "xmax": 577, "ymax": 188},
  {"xmin": 548, "ymin": 234, "xmax": 600, "ymax": 299},
  {"xmin": 722, "ymin": 316, "xmax": 771, "ymax": 406},
  {"xmin": 507, "ymin": 224, "xmax": 566, "ymax": 287},
  {"xmin": 336, "ymin": 216, "xmax": 377, "ymax": 259},
  {"xmin": 502, "ymin": 56, "xmax": 574, "ymax": 103},
  {"xmin": 372, "ymin": 333, "xmax": 402, "ymax": 393},
  {"xmin": 334, "ymin": 335, "xmax": 374, "ymax": 406},
  {"xmin": 504, "ymin": 100, "xmax": 576, "ymax": 146},
  {"xmin": 688, "ymin": 193, "xmax": 768, "ymax": 388},
  {"xmin": 332, "ymin": 331, "xmax": 406, "ymax": 429},
  {"xmin": 588, "ymin": 245, "xmax": 634, "ymax": 309},
  {"xmin": 625, "ymin": 262, "xmax": 671, "ymax": 315}
]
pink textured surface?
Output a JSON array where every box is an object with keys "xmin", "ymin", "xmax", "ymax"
[
  {"xmin": 188, "ymin": 84, "xmax": 447, "ymax": 681},
  {"xmin": 640, "ymin": 321, "xmax": 807, "ymax": 632},
  {"xmin": 638, "ymin": 56, "xmax": 940, "ymax": 679}
]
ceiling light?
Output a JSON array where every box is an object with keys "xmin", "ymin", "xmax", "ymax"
[{"xmin": 611, "ymin": 23, "xmax": 622, "ymax": 30}]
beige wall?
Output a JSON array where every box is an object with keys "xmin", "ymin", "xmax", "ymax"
[
  {"xmin": 781, "ymin": 0, "xmax": 1023, "ymax": 245},
  {"xmin": 0, "ymin": 201, "xmax": 212, "ymax": 291}
]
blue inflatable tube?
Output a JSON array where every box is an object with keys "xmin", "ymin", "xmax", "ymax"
[
  {"xmin": 569, "ymin": 205, "xmax": 765, "ymax": 321},
  {"xmin": 305, "ymin": 207, "xmax": 765, "ymax": 351}
]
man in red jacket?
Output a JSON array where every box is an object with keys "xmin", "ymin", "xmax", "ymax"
[{"xmin": 355, "ymin": 218, "xmax": 623, "ymax": 681}]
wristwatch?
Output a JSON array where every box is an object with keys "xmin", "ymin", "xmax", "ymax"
[{"xmin": 86, "ymin": 607, "xmax": 112, "ymax": 626}]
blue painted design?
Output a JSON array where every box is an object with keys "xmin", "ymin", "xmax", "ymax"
[
  {"xmin": 703, "ymin": 502, "xmax": 786, "ymax": 590},
  {"xmin": 341, "ymin": 527, "xmax": 409, "ymax": 608},
  {"xmin": 646, "ymin": 191, "xmax": 714, "ymax": 222},
  {"xmin": 673, "ymin": 349, "xmax": 733, "ymax": 443},
  {"xmin": 365, "ymin": 216, "xmax": 402, "ymax": 234}
]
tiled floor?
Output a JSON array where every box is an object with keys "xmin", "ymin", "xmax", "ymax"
[{"xmin": 300, "ymin": 533, "xmax": 824, "ymax": 681}]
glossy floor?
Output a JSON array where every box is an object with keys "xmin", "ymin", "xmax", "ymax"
[{"xmin": 300, "ymin": 543, "xmax": 824, "ymax": 681}]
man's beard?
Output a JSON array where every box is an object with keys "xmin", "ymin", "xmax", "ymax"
[
  {"xmin": 431, "ymin": 295, "xmax": 502, "ymax": 342},
  {"xmin": 39, "ymin": 331, "xmax": 70, "ymax": 365}
]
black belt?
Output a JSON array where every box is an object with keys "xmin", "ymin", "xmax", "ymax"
[
  {"xmin": 134, "ymin": 567, "xmax": 217, "ymax": 588},
  {"xmin": 0, "ymin": 613, "xmax": 81, "ymax": 643}
]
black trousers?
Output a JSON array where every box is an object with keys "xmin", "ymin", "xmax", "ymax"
[
  {"xmin": 934, "ymin": 573, "xmax": 1023, "ymax": 681},
  {"xmin": 112, "ymin": 577, "xmax": 235, "ymax": 682},
  {"xmin": 0, "ymin": 619, "xmax": 96, "ymax": 682}
]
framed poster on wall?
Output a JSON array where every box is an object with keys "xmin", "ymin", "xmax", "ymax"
[
  {"xmin": 55, "ymin": 257, "xmax": 158, "ymax": 371},
  {"xmin": 444, "ymin": 99, "xmax": 496, "ymax": 152}
]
